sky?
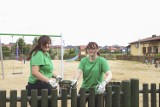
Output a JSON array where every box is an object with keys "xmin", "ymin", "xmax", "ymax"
[{"xmin": 0, "ymin": 0, "xmax": 160, "ymax": 46}]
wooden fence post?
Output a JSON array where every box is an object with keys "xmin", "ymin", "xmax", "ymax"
[
  {"xmin": 105, "ymin": 86, "xmax": 112, "ymax": 107},
  {"xmin": 31, "ymin": 89, "xmax": 38, "ymax": 107},
  {"xmin": 151, "ymin": 83, "xmax": 157, "ymax": 107},
  {"xmin": 97, "ymin": 94, "xmax": 104, "ymax": 107},
  {"xmin": 10, "ymin": 90, "xmax": 17, "ymax": 107},
  {"xmin": 71, "ymin": 88, "xmax": 77, "ymax": 107},
  {"xmin": 61, "ymin": 88, "xmax": 67, "ymax": 107},
  {"xmin": 41, "ymin": 89, "xmax": 48, "ymax": 107},
  {"xmin": 131, "ymin": 79, "xmax": 139, "ymax": 107},
  {"xmin": 51, "ymin": 89, "xmax": 58, "ymax": 107},
  {"xmin": 0, "ymin": 90, "xmax": 6, "ymax": 107},
  {"xmin": 121, "ymin": 80, "xmax": 131, "ymax": 107},
  {"xmin": 143, "ymin": 83, "xmax": 149, "ymax": 107},
  {"xmin": 112, "ymin": 85, "xmax": 121, "ymax": 107},
  {"xmin": 21, "ymin": 90, "xmax": 28, "ymax": 107}
]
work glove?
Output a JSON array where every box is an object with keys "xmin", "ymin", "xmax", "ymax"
[
  {"xmin": 48, "ymin": 79, "xmax": 58, "ymax": 89},
  {"xmin": 55, "ymin": 75, "xmax": 62, "ymax": 82},
  {"xmin": 96, "ymin": 81, "xmax": 107, "ymax": 94},
  {"xmin": 70, "ymin": 79, "xmax": 77, "ymax": 88}
]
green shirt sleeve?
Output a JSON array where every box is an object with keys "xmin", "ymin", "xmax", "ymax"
[{"xmin": 31, "ymin": 51, "xmax": 45, "ymax": 66}]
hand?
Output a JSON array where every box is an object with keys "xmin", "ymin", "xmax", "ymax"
[
  {"xmin": 96, "ymin": 81, "xmax": 107, "ymax": 94},
  {"xmin": 48, "ymin": 79, "xmax": 58, "ymax": 89},
  {"xmin": 55, "ymin": 75, "xmax": 62, "ymax": 82},
  {"xmin": 70, "ymin": 79, "xmax": 77, "ymax": 88}
]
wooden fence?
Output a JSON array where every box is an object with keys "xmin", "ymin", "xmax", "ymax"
[{"xmin": 0, "ymin": 79, "xmax": 159, "ymax": 107}]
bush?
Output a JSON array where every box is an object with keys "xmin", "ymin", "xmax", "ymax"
[
  {"xmin": 154, "ymin": 54, "xmax": 160, "ymax": 61},
  {"xmin": 60, "ymin": 53, "xmax": 77, "ymax": 60},
  {"xmin": 105, "ymin": 54, "xmax": 116, "ymax": 60},
  {"xmin": 2, "ymin": 46, "xmax": 11, "ymax": 59}
]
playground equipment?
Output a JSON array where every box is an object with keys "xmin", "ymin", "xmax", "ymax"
[
  {"xmin": 66, "ymin": 55, "xmax": 79, "ymax": 62},
  {"xmin": 66, "ymin": 47, "xmax": 79, "ymax": 62},
  {"xmin": 11, "ymin": 36, "xmax": 24, "ymax": 74},
  {"xmin": 0, "ymin": 33, "xmax": 64, "ymax": 79},
  {"xmin": 0, "ymin": 37, "xmax": 4, "ymax": 79}
]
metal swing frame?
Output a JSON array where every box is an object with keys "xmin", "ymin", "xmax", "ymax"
[{"xmin": 0, "ymin": 33, "xmax": 64, "ymax": 79}]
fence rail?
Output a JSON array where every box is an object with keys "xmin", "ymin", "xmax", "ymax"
[{"xmin": 0, "ymin": 79, "xmax": 159, "ymax": 107}]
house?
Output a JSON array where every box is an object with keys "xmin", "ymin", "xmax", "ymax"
[
  {"xmin": 53, "ymin": 45, "xmax": 62, "ymax": 49},
  {"xmin": 2, "ymin": 43, "xmax": 14, "ymax": 50},
  {"xmin": 79, "ymin": 45, "xmax": 86, "ymax": 56},
  {"xmin": 104, "ymin": 45, "xmax": 126, "ymax": 53},
  {"xmin": 129, "ymin": 35, "xmax": 160, "ymax": 56}
]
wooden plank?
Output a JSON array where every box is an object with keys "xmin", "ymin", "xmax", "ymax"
[
  {"xmin": 97, "ymin": 94, "xmax": 104, "ymax": 107},
  {"xmin": 105, "ymin": 86, "xmax": 112, "ymax": 107},
  {"xmin": 21, "ymin": 90, "xmax": 28, "ymax": 107},
  {"xmin": 0, "ymin": 90, "xmax": 6, "ymax": 107},
  {"xmin": 51, "ymin": 89, "xmax": 58, "ymax": 107},
  {"xmin": 71, "ymin": 88, "xmax": 77, "ymax": 107},
  {"xmin": 112, "ymin": 85, "xmax": 120, "ymax": 107},
  {"xmin": 31, "ymin": 89, "xmax": 38, "ymax": 107},
  {"xmin": 131, "ymin": 79, "xmax": 139, "ymax": 107},
  {"xmin": 122, "ymin": 80, "xmax": 131, "ymax": 107},
  {"xmin": 41, "ymin": 89, "xmax": 48, "ymax": 107},
  {"xmin": 61, "ymin": 88, "xmax": 67, "ymax": 107},
  {"xmin": 151, "ymin": 83, "xmax": 156, "ymax": 107},
  {"xmin": 10, "ymin": 90, "xmax": 17, "ymax": 107},
  {"xmin": 143, "ymin": 84, "xmax": 149, "ymax": 107}
]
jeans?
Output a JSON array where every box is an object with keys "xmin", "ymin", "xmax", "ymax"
[{"xmin": 26, "ymin": 80, "xmax": 53, "ymax": 107}]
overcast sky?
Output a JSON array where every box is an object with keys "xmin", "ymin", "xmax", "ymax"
[{"xmin": 0, "ymin": 0, "xmax": 160, "ymax": 46}]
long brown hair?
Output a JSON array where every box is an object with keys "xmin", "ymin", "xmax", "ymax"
[
  {"xmin": 86, "ymin": 42, "xmax": 100, "ymax": 56},
  {"xmin": 27, "ymin": 35, "xmax": 51, "ymax": 60}
]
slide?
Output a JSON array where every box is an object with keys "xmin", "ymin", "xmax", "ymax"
[{"xmin": 66, "ymin": 55, "xmax": 79, "ymax": 62}]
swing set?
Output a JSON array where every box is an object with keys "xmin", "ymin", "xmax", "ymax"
[{"xmin": 0, "ymin": 33, "xmax": 64, "ymax": 79}]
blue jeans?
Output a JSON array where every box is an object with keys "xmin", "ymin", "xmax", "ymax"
[{"xmin": 26, "ymin": 80, "xmax": 53, "ymax": 107}]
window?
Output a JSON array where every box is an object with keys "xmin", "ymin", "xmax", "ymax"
[
  {"xmin": 142, "ymin": 47, "xmax": 146, "ymax": 54},
  {"xmin": 153, "ymin": 46, "xmax": 158, "ymax": 54},
  {"xmin": 148, "ymin": 47, "xmax": 152, "ymax": 53}
]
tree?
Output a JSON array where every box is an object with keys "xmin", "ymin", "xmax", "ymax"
[
  {"xmin": 2, "ymin": 45, "xmax": 11, "ymax": 58},
  {"xmin": 16, "ymin": 38, "xmax": 26, "ymax": 54},
  {"xmin": 113, "ymin": 44, "xmax": 120, "ymax": 48},
  {"xmin": 32, "ymin": 37, "xmax": 38, "ymax": 46},
  {"xmin": 25, "ymin": 44, "xmax": 32, "ymax": 54},
  {"xmin": 68, "ymin": 48, "xmax": 75, "ymax": 54}
]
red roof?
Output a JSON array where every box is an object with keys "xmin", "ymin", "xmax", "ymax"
[{"xmin": 129, "ymin": 35, "xmax": 160, "ymax": 44}]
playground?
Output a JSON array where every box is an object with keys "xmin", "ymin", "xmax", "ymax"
[
  {"xmin": 0, "ymin": 34, "xmax": 160, "ymax": 106},
  {"xmin": 0, "ymin": 59, "xmax": 159, "ymax": 96}
]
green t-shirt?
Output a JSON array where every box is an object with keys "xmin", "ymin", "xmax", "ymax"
[
  {"xmin": 78, "ymin": 56, "xmax": 110, "ymax": 92},
  {"xmin": 28, "ymin": 51, "xmax": 54, "ymax": 84}
]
